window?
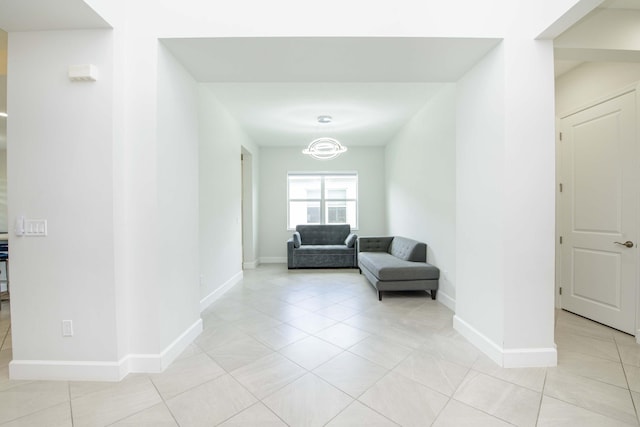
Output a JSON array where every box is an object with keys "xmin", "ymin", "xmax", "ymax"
[{"xmin": 288, "ymin": 173, "xmax": 358, "ymax": 229}]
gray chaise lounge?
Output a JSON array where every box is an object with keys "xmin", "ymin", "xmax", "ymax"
[
  {"xmin": 287, "ymin": 224, "xmax": 358, "ymax": 269},
  {"xmin": 358, "ymin": 236, "xmax": 439, "ymax": 300}
]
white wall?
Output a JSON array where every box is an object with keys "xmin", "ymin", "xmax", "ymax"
[
  {"xmin": 258, "ymin": 146, "xmax": 386, "ymax": 262},
  {"xmin": 556, "ymin": 62, "xmax": 640, "ymax": 116},
  {"xmin": 455, "ymin": 37, "xmax": 557, "ymax": 367},
  {"xmin": 385, "ymin": 84, "xmax": 456, "ymax": 308},
  {"xmin": 241, "ymin": 147, "xmax": 259, "ymax": 269},
  {"xmin": 455, "ymin": 44, "xmax": 506, "ymax": 351},
  {"xmin": 502, "ymin": 37, "xmax": 556, "ymax": 357},
  {"xmin": 199, "ymin": 86, "xmax": 258, "ymax": 304},
  {"xmin": 156, "ymin": 44, "xmax": 201, "ymax": 350},
  {"xmin": 0, "ymin": 150, "xmax": 7, "ymax": 232},
  {"xmin": 8, "ymin": 30, "xmax": 119, "ymax": 366}
]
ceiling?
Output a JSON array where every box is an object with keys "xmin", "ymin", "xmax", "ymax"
[
  {"xmin": 204, "ymin": 82, "xmax": 448, "ymax": 147},
  {"xmin": 163, "ymin": 37, "xmax": 500, "ymax": 147},
  {"xmin": 553, "ymin": 0, "xmax": 640, "ymax": 77},
  {"xmin": 0, "ymin": 0, "xmax": 638, "ymax": 150},
  {"xmin": 0, "ymin": 0, "xmax": 109, "ymax": 31}
]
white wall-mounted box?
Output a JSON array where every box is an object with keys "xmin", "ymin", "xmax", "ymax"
[{"xmin": 68, "ymin": 64, "xmax": 98, "ymax": 82}]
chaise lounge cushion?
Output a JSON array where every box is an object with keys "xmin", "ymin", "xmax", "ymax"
[
  {"xmin": 389, "ymin": 237, "xmax": 426, "ymax": 262},
  {"xmin": 358, "ymin": 235, "xmax": 439, "ymax": 300},
  {"xmin": 358, "ymin": 252, "xmax": 439, "ymax": 281}
]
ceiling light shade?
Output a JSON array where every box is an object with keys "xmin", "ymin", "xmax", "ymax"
[{"xmin": 302, "ymin": 137, "xmax": 348, "ymax": 160}]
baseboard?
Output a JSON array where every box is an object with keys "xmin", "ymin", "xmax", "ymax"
[
  {"xmin": 453, "ymin": 315, "xmax": 503, "ymax": 365},
  {"xmin": 9, "ymin": 359, "xmax": 124, "ymax": 382},
  {"xmin": 453, "ymin": 315, "xmax": 557, "ymax": 368},
  {"xmin": 200, "ymin": 270, "xmax": 243, "ymax": 312},
  {"xmin": 9, "ymin": 318, "xmax": 204, "ymax": 381},
  {"xmin": 125, "ymin": 318, "xmax": 203, "ymax": 373},
  {"xmin": 243, "ymin": 260, "xmax": 259, "ymax": 269},
  {"xmin": 259, "ymin": 257, "xmax": 287, "ymax": 264},
  {"xmin": 503, "ymin": 346, "xmax": 557, "ymax": 368},
  {"xmin": 437, "ymin": 290, "xmax": 455, "ymax": 311}
]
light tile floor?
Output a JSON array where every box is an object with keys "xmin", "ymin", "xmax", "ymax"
[{"xmin": 0, "ymin": 264, "xmax": 639, "ymax": 426}]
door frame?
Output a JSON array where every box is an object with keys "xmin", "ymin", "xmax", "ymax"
[{"xmin": 556, "ymin": 81, "xmax": 640, "ymax": 340}]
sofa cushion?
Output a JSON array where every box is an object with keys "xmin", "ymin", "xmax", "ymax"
[
  {"xmin": 389, "ymin": 236, "xmax": 426, "ymax": 262},
  {"xmin": 296, "ymin": 245, "xmax": 354, "ymax": 255},
  {"xmin": 345, "ymin": 233, "xmax": 357, "ymax": 248},
  {"xmin": 359, "ymin": 252, "xmax": 439, "ymax": 281},
  {"xmin": 296, "ymin": 224, "xmax": 351, "ymax": 245},
  {"xmin": 292, "ymin": 232, "xmax": 301, "ymax": 248}
]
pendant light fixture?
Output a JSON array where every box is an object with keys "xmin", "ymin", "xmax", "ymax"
[{"xmin": 302, "ymin": 115, "xmax": 347, "ymax": 160}]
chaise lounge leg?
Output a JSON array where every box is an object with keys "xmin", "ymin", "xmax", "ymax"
[
  {"xmin": 431, "ymin": 290, "xmax": 437, "ymax": 300},
  {"xmin": 358, "ymin": 268, "xmax": 362, "ymax": 274},
  {"xmin": 378, "ymin": 291, "xmax": 382, "ymax": 301}
]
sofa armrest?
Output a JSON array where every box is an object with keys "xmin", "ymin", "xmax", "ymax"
[
  {"xmin": 358, "ymin": 236, "xmax": 393, "ymax": 253},
  {"xmin": 286, "ymin": 238, "xmax": 294, "ymax": 268},
  {"xmin": 345, "ymin": 233, "xmax": 357, "ymax": 248},
  {"xmin": 292, "ymin": 231, "xmax": 301, "ymax": 248}
]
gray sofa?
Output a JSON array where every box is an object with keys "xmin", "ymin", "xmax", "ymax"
[
  {"xmin": 358, "ymin": 236, "xmax": 439, "ymax": 300},
  {"xmin": 287, "ymin": 224, "xmax": 358, "ymax": 269}
]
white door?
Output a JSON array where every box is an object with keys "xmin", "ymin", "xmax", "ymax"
[{"xmin": 560, "ymin": 90, "xmax": 638, "ymax": 335}]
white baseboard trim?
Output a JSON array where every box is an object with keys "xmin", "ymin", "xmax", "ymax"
[
  {"xmin": 453, "ymin": 315, "xmax": 503, "ymax": 365},
  {"xmin": 200, "ymin": 270, "xmax": 243, "ymax": 312},
  {"xmin": 436, "ymin": 290, "xmax": 455, "ymax": 312},
  {"xmin": 10, "ymin": 319, "xmax": 204, "ymax": 381},
  {"xmin": 243, "ymin": 260, "xmax": 259, "ymax": 269},
  {"xmin": 9, "ymin": 359, "xmax": 124, "ymax": 382},
  {"xmin": 260, "ymin": 257, "xmax": 287, "ymax": 264},
  {"xmin": 453, "ymin": 315, "xmax": 557, "ymax": 368},
  {"xmin": 503, "ymin": 346, "xmax": 558, "ymax": 368},
  {"xmin": 125, "ymin": 318, "xmax": 203, "ymax": 373}
]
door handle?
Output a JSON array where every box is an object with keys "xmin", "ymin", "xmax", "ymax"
[{"xmin": 614, "ymin": 241, "xmax": 634, "ymax": 248}]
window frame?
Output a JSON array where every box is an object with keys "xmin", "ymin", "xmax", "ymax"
[{"xmin": 287, "ymin": 172, "xmax": 358, "ymax": 230}]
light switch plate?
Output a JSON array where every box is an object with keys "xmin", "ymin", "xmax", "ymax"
[
  {"xmin": 24, "ymin": 219, "xmax": 47, "ymax": 236},
  {"xmin": 62, "ymin": 320, "xmax": 73, "ymax": 337}
]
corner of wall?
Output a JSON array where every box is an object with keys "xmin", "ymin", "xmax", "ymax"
[{"xmin": 453, "ymin": 315, "xmax": 557, "ymax": 368}]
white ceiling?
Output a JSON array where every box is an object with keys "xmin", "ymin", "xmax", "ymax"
[
  {"xmin": 0, "ymin": 0, "xmax": 109, "ymax": 31},
  {"xmin": 552, "ymin": 0, "xmax": 640, "ymax": 78},
  {"xmin": 161, "ymin": 38, "xmax": 501, "ymax": 83},
  {"xmin": 204, "ymin": 82, "xmax": 447, "ymax": 147},
  {"xmin": 0, "ymin": 0, "xmax": 638, "ymax": 149},
  {"xmin": 162, "ymin": 37, "xmax": 500, "ymax": 147},
  {"xmin": 601, "ymin": 0, "xmax": 640, "ymax": 9}
]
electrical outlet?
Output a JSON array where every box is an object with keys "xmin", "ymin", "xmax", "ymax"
[{"xmin": 62, "ymin": 320, "xmax": 73, "ymax": 337}]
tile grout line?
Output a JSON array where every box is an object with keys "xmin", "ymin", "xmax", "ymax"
[
  {"xmin": 614, "ymin": 332, "xmax": 640, "ymax": 424},
  {"xmin": 145, "ymin": 373, "xmax": 183, "ymax": 427},
  {"xmin": 445, "ymin": 366, "xmax": 529, "ymax": 426},
  {"xmin": 68, "ymin": 381, "xmax": 75, "ymax": 427},
  {"xmin": 534, "ymin": 369, "xmax": 549, "ymax": 426},
  {"xmin": 0, "ymin": 321, "xmax": 8, "ymax": 351}
]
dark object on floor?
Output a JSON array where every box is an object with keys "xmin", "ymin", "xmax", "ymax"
[
  {"xmin": 358, "ymin": 236, "xmax": 439, "ymax": 301},
  {"xmin": 287, "ymin": 224, "xmax": 358, "ymax": 269}
]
